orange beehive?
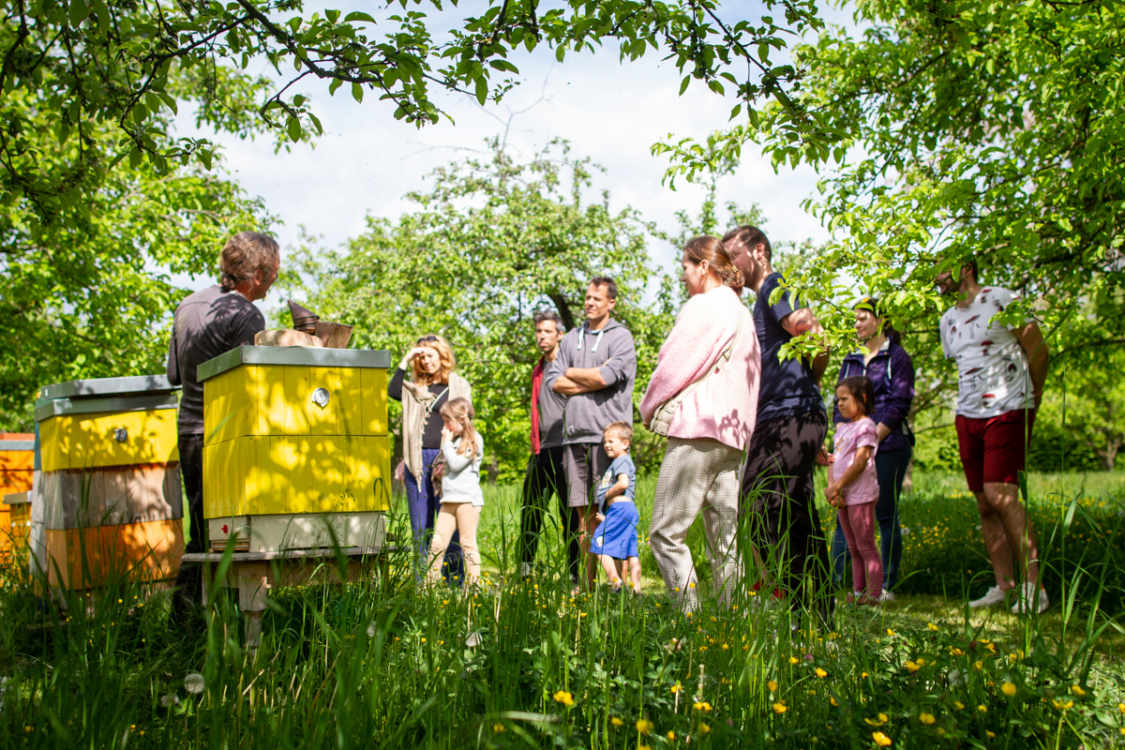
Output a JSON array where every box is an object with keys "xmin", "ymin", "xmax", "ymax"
[{"xmin": 0, "ymin": 434, "xmax": 33, "ymax": 562}]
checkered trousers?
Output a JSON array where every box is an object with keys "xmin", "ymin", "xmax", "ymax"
[{"xmin": 649, "ymin": 438, "xmax": 744, "ymax": 611}]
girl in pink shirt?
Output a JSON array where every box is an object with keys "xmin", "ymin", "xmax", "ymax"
[{"xmin": 826, "ymin": 376, "xmax": 883, "ymax": 604}]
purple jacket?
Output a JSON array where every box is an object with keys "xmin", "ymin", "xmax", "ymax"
[{"xmin": 832, "ymin": 340, "xmax": 915, "ymax": 453}]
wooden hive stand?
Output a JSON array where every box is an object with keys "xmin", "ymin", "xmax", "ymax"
[{"xmin": 183, "ymin": 545, "xmax": 401, "ymax": 647}]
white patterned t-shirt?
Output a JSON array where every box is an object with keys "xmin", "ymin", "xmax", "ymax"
[{"xmin": 940, "ymin": 286, "xmax": 1034, "ymax": 419}]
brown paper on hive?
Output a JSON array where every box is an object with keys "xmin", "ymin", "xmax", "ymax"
[{"xmin": 253, "ymin": 301, "xmax": 353, "ymax": 349}]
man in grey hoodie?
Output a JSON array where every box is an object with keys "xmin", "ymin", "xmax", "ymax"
[{"xmin": 546, "ymin": 277, "xmax": 637, "ymax": 587}]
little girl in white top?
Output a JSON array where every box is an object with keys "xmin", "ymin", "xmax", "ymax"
[
  {"xmin": 428, "ymin": 397, "xmax": 485, "ymax": 585},
  {"xmin": 825, "ymin": 376, "xmax": 883, "ymax": 605}
]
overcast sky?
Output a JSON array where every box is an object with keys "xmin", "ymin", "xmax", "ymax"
[{"xmin": 184, "ymin": 3, "xmax": 854, "ymax": 313}]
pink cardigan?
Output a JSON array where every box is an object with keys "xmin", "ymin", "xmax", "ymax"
[{"xmin": 640, "ymin": 285, "xmax": 761, "ymax": 450}]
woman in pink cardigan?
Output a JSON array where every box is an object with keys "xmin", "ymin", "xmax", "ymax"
[{"xmin": 640, "ymin": 236, "xmax": 761, "ymax": 611}]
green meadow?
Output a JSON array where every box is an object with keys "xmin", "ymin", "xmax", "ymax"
[{"xmin": 2, "ymin": 470, "xmax": 1123, "ymax": 749}]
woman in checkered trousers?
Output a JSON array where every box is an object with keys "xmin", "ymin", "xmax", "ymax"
[{"xmin": 640, "ymin": 236, "xmax": 762, "ymax": 611}]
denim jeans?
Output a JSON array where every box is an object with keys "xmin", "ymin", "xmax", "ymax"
[
  {"xmin": 406, "ymin": 447, "xmax": 464, "ymax": 585},
  {"xmin": 831, "ymin": 446, "xmax": 912, "ymax": 590}
]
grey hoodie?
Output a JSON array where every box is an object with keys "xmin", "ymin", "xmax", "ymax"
[{"xmin": 544, "ymin": 318, "xmax": 637, "ymax": 444}]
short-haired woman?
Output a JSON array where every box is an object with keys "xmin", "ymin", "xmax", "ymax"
[
  {"xmin": 389, "ymin": 334, "xmax": 472, "ymax": 583},
  {"xmin": 829, "ymin": 297, "xmax": 915, "ymax": 601},
  {"xmin": 640, "ymin": 236, "xmax": 761, "ymax": 611}
]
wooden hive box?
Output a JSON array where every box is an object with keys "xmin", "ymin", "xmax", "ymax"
[
  {"xmin": 0, "ymin": 434, "xmax": 33, "ymax": 562},
  {"xmin": 199, "ymin": 346, "xmax": 392, "ymax": 553},
  {"xmin": 34, "ymin": 376, "xmax": 184, "ymax": 590}
]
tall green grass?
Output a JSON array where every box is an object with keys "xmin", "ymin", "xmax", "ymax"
[{"xmin": 1, "ymin": 471, "xmax": 1123, "ymax": 748}]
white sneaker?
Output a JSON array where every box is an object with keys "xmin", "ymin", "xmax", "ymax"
[
  {"xmin": 880, "ymin": 590, "xmax": 896, "ymax": 603},
  {"xmin": 969, "ymin": 586, "xmax": 1007, "ymax": 609},
  {"xmin": 1011, "ymin": 582, "xmax": 1049, "ymax": 614}
]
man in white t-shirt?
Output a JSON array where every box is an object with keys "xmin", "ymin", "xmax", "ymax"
[{"xmin": 938, "ymin": 261, "xmax": 1050, "ymax": 614}]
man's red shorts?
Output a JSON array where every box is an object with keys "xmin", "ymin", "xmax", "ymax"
[{"xmin": 954, "ymin": 409, "xmax": 1036, "ymax": 493}]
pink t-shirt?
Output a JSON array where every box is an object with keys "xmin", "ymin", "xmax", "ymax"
[{"xmin": 833, "ymin": 417, "xmax": 879, "ymax": 505}]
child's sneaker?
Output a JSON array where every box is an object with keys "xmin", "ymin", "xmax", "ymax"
[
  {"xmin": 1011, "ymin": 582, "xmax": 1049, "ymax": 614},
  {"xmin": 969, "ymin": 585, "xmax": 1007, "ymax": 609}
]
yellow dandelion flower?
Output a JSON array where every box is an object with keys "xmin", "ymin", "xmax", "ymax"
[
  {"xmin": 772, "ymin": 701, "xmax": 788, "ymax": 714},
  {"xmin": 830, "ymin": 696, "xmax": 839, "ymax": 707},
  {"xmin": 950, "ymin": 647, "xmax": 964, "ymax": 657},
  {"xmin": 789, "ymin": 656, "xmax": 799, "ymax": 665},
  {"xmin": 699, "ymin": 723, "xmax": 710, "ymax": 734},
  {"xmin": 873, "ymin": 731, "xmax": 892, "ymax": 747},
  {"xmin": 693, "ymin": 702, "xmax": 713, "ymax": 712},
  {"xmin": 886, "ymin": 629, "xmax": 895, "ymax": 636},
  {"xmin": 493, "ymin": 723, "xmax": 506, "ymax": 733},
  {"xmin": 671, "ymin": 682, "xmax": 682, "ymax": 694},
  {"xmin": 768, "ymin": 680, "xmax": 778, "ymax": 692},
  {"xmin": 904, "ymin": 660, "xmax": 921, "ymax": 674},
  {"xmin": 1001, "ymin": 682, "xmax": 1017, "ymax": 697},
  {"xmin": 927, "ymin": 623, "xmax": 939, "ymax": 631},
  {"xmin": 636, "ymin": 719, "xmax": 654, "ymax": 735},
  {"xmin": 976, "ymin": 705, "xmax": 987, "ymax": 714},
  {"xmin": 815, "ymin": 668, "xmax": 828, "ymax": 678},
  {"xmin": 1070, "ymin": 685, "xmax": 1085, "ymax": 697},
  {"xmin": 553, "ymin": 690, "xmax": 574, "ymax": 707},
  {"xmin": 986, "ymin": 731, "xmax": 996, "ymax": 739},
  {"xmin": 919, "ymin": 713, "xmax": 936, "ymax": 725},
  {"xmin": 953, "ymin": 702, "xmax": 965, "ymax": 711},
  {"xmin": 611, "ymin": 717, "xmax": 624, "ymax": 728},
  {"xmin": 864, "ymin": 713, "xmax": 889, "ymax": 727},
  {"xmin": 666, "ymin": 731, "xmax": 676, "ymax": 740}
]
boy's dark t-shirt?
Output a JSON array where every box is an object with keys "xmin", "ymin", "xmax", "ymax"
[
  {"xmin": 753, "ymin": 272, "xmax": 824, "ymax": 422},
  {"xmin": 596, "ymin": 454, "xmax": 636, "ymax": 511},
  {"xmin": 167, "ymin": 285, "xmax": 265, "ymax": 435}
]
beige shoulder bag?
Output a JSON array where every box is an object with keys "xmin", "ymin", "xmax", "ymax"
[{"xmin": 650, "ymin": 309, "xmax": 746, "ymax": 436}]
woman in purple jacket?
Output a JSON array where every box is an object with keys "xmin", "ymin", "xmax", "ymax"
[{"xmin": 830, "ymin": 297, "xmax": 915, "ymax": 601}]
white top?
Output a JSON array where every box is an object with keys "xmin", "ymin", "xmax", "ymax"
[
  {"xmin": 940, "ymin": 286, "xmax": 1033, "ymax": 418},
  {"xmin": 440, "ymin": 433, "xmax": 485, "ymax": 507}
]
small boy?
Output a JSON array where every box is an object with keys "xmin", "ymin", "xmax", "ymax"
[{"xmin": 589, "ymin": 421, "xmax": 642, "ymax": 593}]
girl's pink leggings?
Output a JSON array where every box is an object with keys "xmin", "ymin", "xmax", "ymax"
[{"xmin": 838, "ymin": 501, "xmax": 883, "ymax": 598}]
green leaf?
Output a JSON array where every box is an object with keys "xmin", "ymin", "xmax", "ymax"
[
  {"xmin": 474, "ymin": 77, "xmax": 488, "ymax": 105},
  {"xmin": 69, "ymin": 0, "xmax": 90, "ymax": 27},
  {"xmin": 344, "ymin": 11, "xmax": 376, "ymax": 23},
  {"xmin": 352, "ymin": 83, "xmax": 364, "ymax": 103},
  {"xmin": 679, "ymin": 75, "xmax": 690, "ymax": 95},
  {"xmin": 287, "ymin": 115, "xmax": 302, "ymax": 142}
]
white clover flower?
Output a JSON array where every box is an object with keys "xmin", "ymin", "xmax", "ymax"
[
  {"xmin": 160, "ymin": 694, "xmax": 181, "ymax": 707},
  {"xmin": 366, "ymin": 621, "xmax": 377, "ymax": 639},
  {"xmin": 465, "ymin": 631, "xmax": 482, "ymax": 648},
  {"xmin": 948, "ymin": 669, "xmax": 965, "ymax": 687},
  {"xmin": 183, "ymin": 672, "xmax": 205, "ymax": 695}
]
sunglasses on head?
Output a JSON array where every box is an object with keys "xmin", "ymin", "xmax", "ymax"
[{"xmin": 417, "ymin": 335, "xmax": 439, "ymax": 344}]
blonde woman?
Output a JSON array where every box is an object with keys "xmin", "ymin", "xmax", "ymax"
[
  {"xmin": 389, "ymin": 334, "xmax": 472, "ymax": 583},
  {"xmin": 428, "ymin": 398, "xmax": 485, "ymax": 585}
]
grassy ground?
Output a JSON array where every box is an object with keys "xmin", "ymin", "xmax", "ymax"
[{"xmin": 1, "ymin": 471, "xmax": 1123, "ymax": 748}]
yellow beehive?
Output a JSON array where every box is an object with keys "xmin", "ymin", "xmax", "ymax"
[
  {"xmin": 0, "ymin": 434, "xmax": 33, "ymax": 562},
  {"xmin": 34, "ymin": 376, "xmax": 183, "ymax": 590},
  {"xmin": 199, "ymin": 346, "xmax": 391, "ymax": 553}
]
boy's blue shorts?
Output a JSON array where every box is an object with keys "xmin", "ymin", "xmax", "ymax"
[{"xmin": 589, "ymin": 501, "xmax": 640, "ymax": 560}]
